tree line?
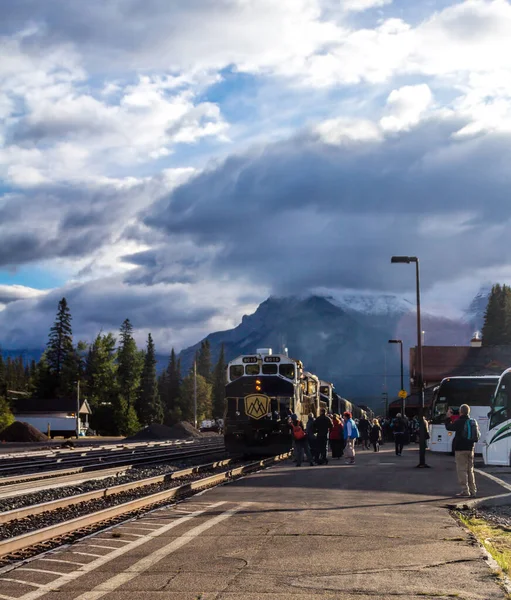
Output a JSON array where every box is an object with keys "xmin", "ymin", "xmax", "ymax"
[
  {"xmin": 482, "ymin": 284, "xmax": 511, "ymax": 346},
  {"xmin": 0, "ymin": 297, "xmax": 227, "ymax": 435}
]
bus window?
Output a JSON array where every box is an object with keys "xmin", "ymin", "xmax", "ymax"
[
  {"xmin": 245, "ymin": 364, "xmax": 260, "ymax": 375},
  {"xmin": 280, "ymin": 364, "xmax": 295, "ymax": 379},
  {"xmin": 262, "ymin": 364, "xmax": 278, "ymax": 375},
  {"xmin": 229, "ymin": 365, "xmax": 243, "ymax": 380}
]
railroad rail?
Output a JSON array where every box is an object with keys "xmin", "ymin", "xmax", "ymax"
[
  {"xmin": 0, "ymin": 437, "xmax": 224, "ymax": 477},
  {"xmin": 0, "ymin": 453, "xmax": 290, "ymax": 564}
]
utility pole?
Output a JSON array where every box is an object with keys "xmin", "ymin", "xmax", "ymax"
[{"xmin": 193, "ymin": 360, "xmax": 198, "ymax": 429}]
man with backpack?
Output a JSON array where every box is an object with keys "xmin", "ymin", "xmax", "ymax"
[{"xmin": 445, "ymin": 404, "xmax": 480, "ymax": 497}]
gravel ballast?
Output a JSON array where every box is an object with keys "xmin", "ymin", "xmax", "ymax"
[{"xmin": 0, "ymin": 454, "xmax": 229, "ymax": 513}]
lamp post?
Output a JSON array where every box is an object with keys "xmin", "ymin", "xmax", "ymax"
[
  {"xmin": 388, "ymin": 339, "xmax": 405, "ymax": 414},
  {"xmin": 391, "ymin": 256, "xmax": 429, "ymax": 468}
]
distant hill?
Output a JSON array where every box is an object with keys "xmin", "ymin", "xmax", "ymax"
[{"xmin": 178, "ymin": 293, "xmax": 476, "ymax": 412}]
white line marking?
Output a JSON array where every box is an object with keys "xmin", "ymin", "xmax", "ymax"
[
  {"xmin": 82, "ymin": 544, "xmax": 119, "ymax": 550},
  {"xmin": 74, "ymin": 503, "xmax": 247, "ymax": 600},
  {"xmin": 17, "ymin": 568, "xmax": 66, "ymax": 576},
  {"xmin": 39, "ymin": 558, "xmax": 86, "ymax": 566},
  {"xmin": 68, "ymin": 552, "xmax": 104, "ymax": 558},
  {"xmin": 0, "ymin": 579, "xmax": 43, "ymax": 588},
  {"xmin": 95, "ymin": 538, "xmax": 131, "ymax": 543},
  {"xmin": 0, "ymin": 594, "xmax": 15, "ymax": 600},
  {"xmin": 476, "ymin": 469, "xmax": 511, "ymax": 492},
  {"xmin": 14, "ymin": 501, "xmax": 226, "ymax": 600},
  {"xmin": 114, "ymin": 532, "xmax": 144, "ymax": 537},
  {"xmin": 130, "ymin": 525, "xmax": 161, "ymax": 530}
]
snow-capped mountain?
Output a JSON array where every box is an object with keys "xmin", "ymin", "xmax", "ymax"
[
  {"xmin": 179, "ymin": 291, "xmax": 477, "ymax": 411},
  {"xmin": 463, "ymin": 284, "xmax": 491, "ymax": 330}
]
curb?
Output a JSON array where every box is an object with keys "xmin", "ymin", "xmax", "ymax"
[{"xmin": 448, "ymin": 491, "xmax": 511, "ymax": 511}]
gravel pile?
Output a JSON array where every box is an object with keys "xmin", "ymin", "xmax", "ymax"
[
  {"xmin": 125, "ymin": 421, "xmax": 203, "ymax": 441},
  {"xmin": 0, "ymin": 454, "xmax": 228, "ymax": 513},
  {"xmin": 0, "ymin": 422, "xmax": 48, "ymax": 443}
]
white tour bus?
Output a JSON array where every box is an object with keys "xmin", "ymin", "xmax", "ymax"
[
  {"xmin": 429, "ymin": 376, "xmax": 499, "ymax": 454},
  {"xmin": 484, "ymin": 368, "xmax": 511, "ymax": 466}
]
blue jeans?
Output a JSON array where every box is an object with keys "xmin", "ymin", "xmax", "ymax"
[{"xmin": 295, "ymin": 439, "xmax": 313, "ymax": 465}]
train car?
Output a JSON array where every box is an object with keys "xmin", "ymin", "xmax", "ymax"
[
  {"xmin": 224, "ymin": 348, "xmax": 322, "ymax": 456},
  {"xmin": 331, "ymin": 392, "xmax": 354, "ymax": 416},
  {"xmin": 319, "ymin": 380, "xmax": 334, "ymax": 412}
]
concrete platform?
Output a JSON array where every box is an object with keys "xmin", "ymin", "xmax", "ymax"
[{"xmin": 0, "ymin": 446, "xmax": 509, "ymax": 600}]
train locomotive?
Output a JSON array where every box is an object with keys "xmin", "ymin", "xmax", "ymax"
[{"xmin": 224, "ymin": 348, "xmax": 327, "ymax": 456}]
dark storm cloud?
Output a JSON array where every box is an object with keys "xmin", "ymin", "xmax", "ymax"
[
  {"xmin": 143, "ymin": 116, "xmax": 511, "ymax": 294},
  {"xmin": 0, "ymin": 181, "xmax": 156, "ymax": 268}
]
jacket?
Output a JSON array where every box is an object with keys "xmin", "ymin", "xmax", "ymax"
[
  {"xmin": 305, "ymin": 418, "xmax": 316, "ymax": 439},
  {"xmin": 314, "ymin": 414, "xmax": 333, "ymax": 437},
  {"xmin": 445, "ymin": 415, "xmax": 474, "ymax": 451},
  {"xmin": 329, "ymin": 418, "xmax": 343, "ymax": 440},
  {"xmin": 343, "ymin": 418, "xmax": 359, "ymax": 440},
  {"xmin": 392, "ymin": 417, "xmax": 407, "ymax": 434},
  {"xmin": 369, "ymin": 424, "xmax": 382, "ymax": 442}
]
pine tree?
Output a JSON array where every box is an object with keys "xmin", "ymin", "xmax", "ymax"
[
  {"xmin": 45, "ymin": 298, "xmax": 74, "ymax": 397},
  {"xmin": 164, "ymin": 349, "xmax": 182, "ymax": 424},
  {"xmin": 117, "ymin": 319, "xmax": 143, "ymax": 412},
  {"xmin": 197, "ymin": 340, "xmax": 212, "ymax": 382},
  {"xmin": 137, "ymin": 334, "xmax": 164, "ymax": 426},
  {"xmin": 212, "ymin": 344, "xmax": 226, "ymax": 418},
  {"xmin": 0, "ymin": 354, "xmax": 6, "ymax": 397},
  {"xmin": 179, "ymin": 371, "xmax": 212, "ymax": 424},
  {"xmin": 482, "ymin": 284, "xmax": 509, "ymax": 346}
]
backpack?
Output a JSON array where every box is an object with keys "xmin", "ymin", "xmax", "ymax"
[
  {"xmin": 462, "ymin": 418, "xmax": 480, "ymax": 443},
  {"xmin": 292, "ymin": 424, "xmax": 306, "ymax": 441}
]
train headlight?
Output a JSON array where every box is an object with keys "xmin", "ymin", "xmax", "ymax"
[{"xmin": 255, "ymin": 379, "xmax": 262, "ymax": 392}]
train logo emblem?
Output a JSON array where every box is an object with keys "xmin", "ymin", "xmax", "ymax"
[{"xmin": 245, "ymin": 394, "xmax": 270, "ymax": 419}]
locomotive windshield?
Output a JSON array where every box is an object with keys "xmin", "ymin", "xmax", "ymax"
[
  {"xmin": 279, "ymin": 364, "xmax": 295, "ymax": 379},
  {"xmin": 245, "ymin": 364, "xmax": 260, "ymax": 375},
  {"xmin": 229, "ymin": 365, "xmax": 243, "ymax": 380},
  {"xmin": 262, "ymin": 364, "xmax": 278, "ymax": 375}
]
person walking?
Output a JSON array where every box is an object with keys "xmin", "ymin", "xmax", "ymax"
[
  {"xmin": 358, "ymin": 414, "xmax": 371, "ymax": 449},
  {"xmin": 445, "ymin": 405, "xmax": 479, "ymax": 497},
  {"xmin": 370, "ymin": 418, "xmax": 382, "ymax": 452},
  {"xmin": 290, "ymin": 416, "xmax": 314, "ymax": 467},
  {"xmin": 314, "ymin": 408, "xmax": 333, "ymax": 464},
  {"xmin": 329, "ymin": 414, "xmax": 344, "ymax": 459},
  {"xmin": 343, "ymin": 411, "xmax": 359, "ymax": 464},
  {"xmin": 392, "ymin": 413, "xmax": 407, "ymax": 456},
  {"xmin": 305, "ymin": 412, "xmax": 317, "ymax": 462}
]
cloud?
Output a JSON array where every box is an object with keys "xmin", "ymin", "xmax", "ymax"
[
  {"xmin": 0, "ymin": 285, "xmax": 46, "ymax": 309},
  {"xmin": 380, "ymin": 84, "xmax": 433, "ymax": 132},
  {"xmin": 142, "ymin": 114, "xmax": 511, "ymax": 295},
  {"xmin": 0, "ymin": 277, "xmax": 262, "ymax": 352}
]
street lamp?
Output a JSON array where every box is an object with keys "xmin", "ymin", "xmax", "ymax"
[
  {"xmin": 388, "ymin": 339, "xmax": 405, "ymax": 414},
  {"xmin": 391, "ymin": 256, "xmax": 429, "ymax": 468}
]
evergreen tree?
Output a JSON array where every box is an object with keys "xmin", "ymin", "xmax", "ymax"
[
  {"xmin": 196, "ymin": 340, "xmax": 212, "ymax": 382},
  {"xmin": 164, "ymin": 349, "xmax": 182, "ymax": 424},
  {"xmin": 117, "ymin": 319, "xmax": 143, "ymax": 412},
  {"xmin": 47, "ymin": 298, "xmax": 74, "ymax": 376},
  {"xmin": 212, "ymin": 344, "xmax": 227, "ymax": 419},
  {"xmin": 179, "ymin": 371, "xmax": 212, "ymax": 424},
  {"xmin": 482, "ymin": 284, "xmax": 511, "ymax": 346},
  {"xmin": 136, "ymin": 334, "xmax": 164, "ymax": 425},
  {"xmin": 85, "ymin": 333, "xmax": 119, "ymax": 434},
  {"xmin": 0, "ymin": 354, "xmax": 5, "ymax": 397}
]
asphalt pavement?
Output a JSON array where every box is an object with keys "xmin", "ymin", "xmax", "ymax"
[{"xmin": 0, "ymin": 444, "xmax": 509, "ymax": 600}]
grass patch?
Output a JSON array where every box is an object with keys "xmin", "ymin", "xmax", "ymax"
[{"xmin": 457, "ymin": 512, "xmax": 511, "ymax": 575}]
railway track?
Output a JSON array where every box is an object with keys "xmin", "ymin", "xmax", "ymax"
[
  {"xmin": 0, "ymin": 453, "xmax": 290, "ymax": 567},
  {"xmin": 0, "ymin": 437, "xmax": 224, "ymax": 478}
]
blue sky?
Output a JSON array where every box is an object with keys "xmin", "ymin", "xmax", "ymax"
[{"xmin": 2, "ymin": 0, "xmax": 511, "ymax": 350}]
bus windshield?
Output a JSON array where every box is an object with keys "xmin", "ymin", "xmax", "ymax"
[
  {"xmin": 431, "ymin": 378, "xmax": 498, "ymax": 424},
  {"xmin": 489, "ymin": 371, "xmax": 511, "ymax": 430}
]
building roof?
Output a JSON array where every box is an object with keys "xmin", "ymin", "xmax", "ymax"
[
  {"xmin": 12, "ymin": 397, "xmax": 92, "ymax": 415},
  {"xmin": 409, "ymin": 345, "xmax": 511, "ymax": 387}
]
